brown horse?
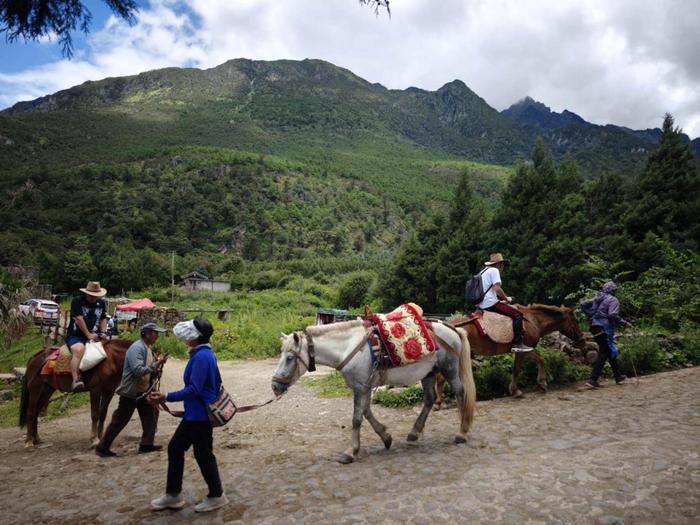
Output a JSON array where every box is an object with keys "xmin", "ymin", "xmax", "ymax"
[
  {"xmin": 19, "ymin": 339, "xmax": 130, "ymax": 449},
  {"xmin": 435, "ymin": 304, "xmax": 586, "ymax": 405}
]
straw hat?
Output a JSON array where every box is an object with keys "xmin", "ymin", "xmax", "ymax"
[
  {"xmin": 484, "ymin": 253, "xmax": 507, "ymax": 266},
  {"xmin": 80, "ymin": 281, "xmax": 107, "ymax": 297}
]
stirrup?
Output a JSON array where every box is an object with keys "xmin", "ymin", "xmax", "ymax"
[{"xmin": 511, "ymin": 344, "xmax": 533, "ymax": 353}]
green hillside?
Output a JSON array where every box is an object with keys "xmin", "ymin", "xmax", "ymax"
[{"xmin": 0, "ymin": 58, "xmax": 660, "ymax": 292}]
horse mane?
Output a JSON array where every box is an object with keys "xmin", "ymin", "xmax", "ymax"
[
  {"xmin": 526, "ymin": 304, "xmax": 569, "ymax": 315},
  {"xmin": 306, "ymin": 319, "xmax": 364, "ymax": 336}
]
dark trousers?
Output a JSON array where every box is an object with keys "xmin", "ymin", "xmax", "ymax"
[
  {"xmin": 99, "ymin": 395, "xmax": 159, "ymax": 449},
  {"xmin": 590, "ymin": 325, "xmax": 623, "ymax": 381},
  {"xmin": 486, "ymin": 302, "xmax": 524, "ymax": 344},
  {"xmin": 166, "ymin": 420, "xmax": 223, "ymax": 498}
]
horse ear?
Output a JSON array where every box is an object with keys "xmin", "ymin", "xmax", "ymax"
[{"xmin": 293, "ymin": 333, "xmax": 300, "ymax": 344}]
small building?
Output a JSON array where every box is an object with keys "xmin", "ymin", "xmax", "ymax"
[
  {"xmin": 316, "ymin": 308, "xmax": 351, "ymax": 325},
  {"xmin": 181, "ymin": 271, "xmax": 231, "ymax": 293}
]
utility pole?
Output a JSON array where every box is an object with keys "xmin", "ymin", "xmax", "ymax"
[{"xmin": 171, "ymin": 251, "xmax": 175, "ymax": 305}]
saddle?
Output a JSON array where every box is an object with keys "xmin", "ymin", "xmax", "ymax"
[
  {"xmin": 369, "ymin": 303, "xmax": 437, "ymax": 367},
  {"xmin": 463, "ymin": 311, "xmax": 514, "ymax": 344},
  {"xmin": 40, "ymin": 346, "xmax": 72, "ymax": 376}
]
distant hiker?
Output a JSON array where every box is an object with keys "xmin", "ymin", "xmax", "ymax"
[
  {"xmin": 583, "ymin": 281, "xmax": 630, "ymax": 388},
  {"xmin": 95, "ymin": 323, "xmax": 168, "ymax": 458},
  {"xmin": 149, "ymin": 317, "xmax": 228, "ymax": 513},
  {"xmin": 477, "ymin": 253, "xmax": 533, "ymax": 352},
  {"xmin": 65, "ymin": 281, "xmax": 108, "ymax": 391}
]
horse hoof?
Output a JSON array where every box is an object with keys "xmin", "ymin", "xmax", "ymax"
[
  {"xmin": 454, "ymin": 435, "xmax": 467, "ymax": 444},
  {"xmin": 406, "ymin": 432, "xmax": 419, "ymax": 442},
  {"xmin": 24, "ymin": 441, "xmax": 35, "ymax": 450},
  {"xmin": 512, "ymin": 390, "xmax": 524, "ymax": 398},
  {"xmin": 538, "ymin": 382, "xmax": 548, "ymax": 393},
  {"xmin": 336, "ymin": 453, "xmax": 355, "ymax": 464},
  {"xmin": 383, "ymin": 435, "xmax": 393, "ymax": 450},
  {"xmin": 433, "ymin": 403, "xmax": 441, "ymax": 412}
]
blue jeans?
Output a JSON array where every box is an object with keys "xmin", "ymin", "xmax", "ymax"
[{"xmin": 590, "ymin": 325, "xmax": 622, "ymax": 381}]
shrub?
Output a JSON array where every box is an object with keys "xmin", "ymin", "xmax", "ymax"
[
  {"xmin": 250, "ymin": 270, "xmax": 292, "ymax": 291},
  {"xmin": 372, "ymin": 384, "xmax": 425, "ymax": 408},
  {"xmin": 473, "ymin": 355, "xmax": 514, "ymax": 399},
  {"xmin": 337, "ymin": 271, "xmax": 376, "ymax": 308},
  {"xmin": 617, "ymin": 335, "xmax": 666, "ymax": 376}
]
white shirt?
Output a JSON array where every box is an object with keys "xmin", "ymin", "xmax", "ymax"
[{"xmin": 478, "ymin": 266, "xmax": 501, "ymax": 309}]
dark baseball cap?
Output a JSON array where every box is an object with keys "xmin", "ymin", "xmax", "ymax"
[{"xmin": 141, "ymin": 323, "xmax": 166, "ymax": 335}]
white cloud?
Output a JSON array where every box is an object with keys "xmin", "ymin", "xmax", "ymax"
[{"xmin": 1, "ymin": 0, "xmax": 699, "ymax": 138}]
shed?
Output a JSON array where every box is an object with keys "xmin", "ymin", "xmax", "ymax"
[
  {"xmin": 316, "ymin": 308, "xmax": 351, "ymax": 325},
  {"xmin": 181, "ymin": 271, "xmax": 231, "ymax": 293}
]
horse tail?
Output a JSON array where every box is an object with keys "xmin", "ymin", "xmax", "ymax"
[
  {"xmin": 19, "ymin": 372, "xmax": 29, "ymax": 428},
  {"xmin": 457, "ymin": 327, "xmax": 476, "ymax": 435}
]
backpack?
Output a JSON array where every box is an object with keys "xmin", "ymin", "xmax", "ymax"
[
  {"xmin": 464, "ymin": 268, "xmax": 493, "ymax": 306},
  {"xmin": 581, "ymin": 295, "xmax": 602, "ymax": 318}
]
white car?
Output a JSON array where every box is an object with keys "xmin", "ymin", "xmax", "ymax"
[{"xmin": 19, "ymin": 299, "xmax": 60, "ymax": 325}]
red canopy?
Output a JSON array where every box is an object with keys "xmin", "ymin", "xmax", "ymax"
[{"xmin": 115, "ymin": 298, "xmax": 157, "ymax": 312}]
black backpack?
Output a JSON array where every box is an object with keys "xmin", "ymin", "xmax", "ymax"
[{"xmin": 465, "ymin": 268, "xmax": 493, "ymax": 306}]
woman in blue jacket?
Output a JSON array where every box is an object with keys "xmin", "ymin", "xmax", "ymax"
[{"xmin": 149, "ymin": 317, "xmax": 228, "ymax": 513}]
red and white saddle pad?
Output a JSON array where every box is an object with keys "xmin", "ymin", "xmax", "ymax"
[{"xmin": 370, "ymin": 303, "xmax": 437, "ymax": 367}]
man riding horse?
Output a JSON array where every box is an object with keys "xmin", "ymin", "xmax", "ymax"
[
  {"xmin": 477, "ymin": 253, "xmax": 533, "ymax": 352},
  {"xmin": 66, "ymin": 281, "xmax": 109, "ymax": 391}
]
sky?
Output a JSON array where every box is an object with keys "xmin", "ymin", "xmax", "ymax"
[{"xmin": 1, "ymin": 0, "xmax": 699, "ymax": 138}]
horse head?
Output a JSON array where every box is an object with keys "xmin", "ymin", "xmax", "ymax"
[
  {"xmin": 558, "ymin": 306, "xmax": 587, "ymax": 349},
  {"xmin": 271, "ymin": 332, "xmax": 312, "ymax": 395}
]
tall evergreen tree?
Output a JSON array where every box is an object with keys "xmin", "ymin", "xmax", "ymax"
[
  {"xmin": 378, "ymin": 213, "xmax": 446, "ymax": 311},
  {"xmin": 627, "ymin": 113, "xmax": 700, "ymax": 250},
  {"xmin": 436, "ymin": 171, "xmax": 487, "ymax": 313}
]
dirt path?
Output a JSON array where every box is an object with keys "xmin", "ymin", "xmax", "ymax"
[{"xmin": 0, "ymin": 360, "xmax": 698, "ymax": 524}]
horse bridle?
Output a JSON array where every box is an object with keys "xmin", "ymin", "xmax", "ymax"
[{"xmin": 272, "ymin": 331, "xmax": 316, "ymax": 385}]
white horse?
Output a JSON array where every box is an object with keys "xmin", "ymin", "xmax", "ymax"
[{"xmin": 271, "ymin": 319, "xmax": 476, "ymax": 464}]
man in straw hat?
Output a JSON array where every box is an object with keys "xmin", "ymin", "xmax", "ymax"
[
  {"xmin": 65, "ymin": 281, "xmax": 109, "ymax": 391},
  {"xmin": 477, "ymin": 254, "xmax": 533, "ymax": 352}
]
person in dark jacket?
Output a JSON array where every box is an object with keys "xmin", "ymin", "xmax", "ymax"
[
  {"xmin": 149, "ymin": 317, "xmax": 228, "ymax": 513},
  {"xmin": 95, "ymin": 323, "xmax": 167, "ymax": 457},
  {"xmin": 583, "ymin": 281, "xmax": 630, "ymax": 388}
]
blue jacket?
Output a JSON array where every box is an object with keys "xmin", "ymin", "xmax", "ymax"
[{"xmin": 166, "ymin": 344, "xmax": 220, "ymax": 422}]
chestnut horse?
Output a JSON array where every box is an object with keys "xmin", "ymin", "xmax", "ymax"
[
  {"xmin": 19, "ymin": 339, "xmax": 130, "ymax": 448},
  {"xmin": 435, "ymin": 304, "xmax": 585, "ymax": 405}
]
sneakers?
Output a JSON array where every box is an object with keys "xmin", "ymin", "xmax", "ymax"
[
  {"xmin": 615, "ymin": 375, "xmax": 627, "ymax": 384},
  {"xmin": 151, "ymin": 493, "xmax": 186, "ymax": 511},
  {"xmin": 511, "ymin": 343, "xmax": 534, "ymax": 353},
  {"xmin": 71, "ymin": 380, "xmax": 85, "ymax": 392},
  {"xmin": 95, "ymin": 447, "xmax": 117, "ymax": 458},
  {"xmin": 585, "ymin": 379, "xmax": 601, "ymax": 388},
  {"xmin": 194, "ymin": 494, "xmax": 229, "ymax": 513},
  {"xmin": 138, "ymin": 444, "xmax": 163, "ymax": 454}
]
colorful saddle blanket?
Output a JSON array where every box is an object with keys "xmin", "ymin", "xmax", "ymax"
[
  {"xmin": 467, "ymin": 311, "xmax": 513, "ymax": 344},
  {"xmin": 370, "ymin": 303, "xmax": 437, "ymax": 367},
  {"xmin": 40, "ymin": 346, "xmax": 72, "ymax": 376}
]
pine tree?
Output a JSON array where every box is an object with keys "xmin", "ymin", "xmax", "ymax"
[
  {"xmin": 436, "ymin": 171, "xmax": 487, "ymax": 312},
  {"xmin": 627, "ymin": 113, "xmax": 700, "ymax": 250}
]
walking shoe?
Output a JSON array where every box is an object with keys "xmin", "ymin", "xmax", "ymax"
[
  {"xmin": 151, "ymin": 493, "xmax": 186, "ymax": 511},
  {"xmin": 138, "ymin": 444, "xmax": 163, "ymax": 454},
  {"xmin": 95, "ymin": 447, "xmax": 117, "ymax": 458},
  {"xmin": 511, "ymin": 343, "xmax": 534, "ymax": 353},
  {"xmin": 615, "ymin": 375, "xmax": 627, "ymax": 384},
  {"xmin": 194, "ymin": 494, "xmax": 229, "ymax": 513},
  {"xmin": 585, "ymin": 380, "xmax": 601, "ymax": 388},
  {"xmin": 71, "ymin": 380, "xmax": 85, "ymax": 392}
]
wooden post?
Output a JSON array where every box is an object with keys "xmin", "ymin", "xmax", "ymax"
[{"xmin": 171, "ymin": 251, "xmax": 175, "ymax": 305}]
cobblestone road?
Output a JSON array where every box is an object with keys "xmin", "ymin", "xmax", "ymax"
[{"xmin": 0, "ymin": 360, "xmax": 698, "ymax": 524}]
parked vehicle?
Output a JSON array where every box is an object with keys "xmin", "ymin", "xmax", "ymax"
[{"xmin": 19, "ymin": 299, "xmax": 60, "ymax": 325}]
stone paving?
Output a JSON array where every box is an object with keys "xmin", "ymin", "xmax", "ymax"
[{"xmin": 0, "ymin": 360, "xmax": 698, "ymax": 524}]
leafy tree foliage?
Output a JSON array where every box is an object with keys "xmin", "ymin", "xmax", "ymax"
[
  {"xmin": 338, "ymin": 271, "xmax": 376, "ymax": 308},
  {"xmin": 1, "ymin": 0, "xmax": 137, "ymax": 57}
]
